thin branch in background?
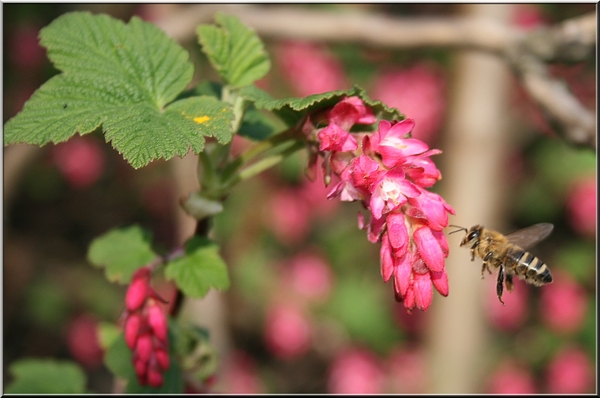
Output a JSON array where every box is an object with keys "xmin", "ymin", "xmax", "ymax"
[{"xmin": 156, "ymin": 4, "xmax": 596, "ymax": 150}]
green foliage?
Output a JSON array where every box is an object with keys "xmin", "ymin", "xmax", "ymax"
[
  {"xmin": 197, "ymin": 12, "xmax": 271, "ymax": 88},
  {"xmin": 3, "ymin": 12, "xmax": 235, "ymax": 169},
  {"xmin": 325, "ymin": 275, "xmax": 403, "ymax": 353},
  {"xmin": 5, "ymin": 358, "xmax": 87, "ymax": 394},
  {"xmin": 240, "ymin": 84, "xmax": 403, "ymax": 127},
  {"xmin": 165, "ymin": 236, "xmax": 230, "ymax": 298},
  {"xmin": 87, "ymin": 225, "xmax": 157, "ymax": 284}
]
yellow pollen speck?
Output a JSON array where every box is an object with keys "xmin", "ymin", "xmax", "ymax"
[{"xmin": 194, "ymin": 116, "xmax": 210, "ymax": 124}]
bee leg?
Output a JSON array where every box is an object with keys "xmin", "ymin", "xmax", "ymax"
[
  {"xmin": 480, "ymin": 263, "xmax": 492, "ymax": 279},
  {"xmin": 470, "ymin": 241, "xmax": 480, "ymax": 261},
  {"xmin": 496, "ymin": 266, "xmax": 505, "ymax": 305},
  {"xmin": 505, "ymin": 273, "xmax": 514, "ymax": 292}
]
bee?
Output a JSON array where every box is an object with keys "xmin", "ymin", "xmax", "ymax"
[{"xmin": 450, "ymin": 223, "xmax": 554, "ymax": 305}]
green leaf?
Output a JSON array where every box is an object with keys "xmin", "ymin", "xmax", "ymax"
[
  {"xmin": 165, "ymin": 236, "xmax": 230, "ymax": 298},
  {"xmin": 3, "ymin": 12, "xmax": 234, "ymax": 169},
  {"xmin": 97, "ymin": 321, "xmax": 122, "ymax": 351},
  {"xmin": 87, "ymin": 225, "xmax": 157, "ymax": 284},
  {"xmin": 240, "ymin": 84, "xmax": 403, "ymax": 127},
  {"xmin": 6, "ymin": 358, "xmax": 86, "ymax": 394},
  {"xmin": 198, "ymin": 13, "xmax": 270, "ymax": 87}
]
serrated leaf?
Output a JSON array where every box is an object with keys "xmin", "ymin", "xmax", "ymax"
[
  {"xmin": 3, "ymin": 12, "xmax": 234, "ymax": 169},
  {"xmin": 165, "ymin": 236, "xmax": 230, "ymax": 298},
  {"xmin": 198, "ymin": 13, "xmax": 270, "ymax": 87},
  {"xmin": 6, "ymin": 358, "xmax": 86, "ymax": 394},
  {"xmin": 241, "ymin": 84, "xmax": 403, "ymax": 127},
  {"xmin": 87, "ymin": 225, "xmax": 157, "ymax": 284}
]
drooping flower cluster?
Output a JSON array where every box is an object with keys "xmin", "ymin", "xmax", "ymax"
[
  {"xmin": 305, "ymin": 96, "xmax": 455, "ymax": 312},
  {"xmin": 122, "ymin": 267, "xmax": 170, "ymax": 387}
]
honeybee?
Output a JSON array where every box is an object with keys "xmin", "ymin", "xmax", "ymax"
[{"xmin": 450, "ymin": 223, "xmax": 554, "ymax": 305}]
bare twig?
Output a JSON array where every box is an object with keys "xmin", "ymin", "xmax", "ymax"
[{"xmin": 155, "ymin": 4, "xmax": 596, "ymax": 149}]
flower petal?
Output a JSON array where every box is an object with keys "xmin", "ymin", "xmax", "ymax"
[
  {"xmin": 393, "ymin": 252, "xmax": 412, "ymax": 297},
  {"xmin": 431, "ymin": 269, "xmax": 449, "ymax": 297},
  {"xmin": 414, "ymin": 225, "xmax": 444, "ymax": 272},
  {"xmin": 413, "ymin": 272, "xmax": 433, "ymax": 310},
  {"xmin": 380, "ymin": 233, "xmax": 394, "ymax": 283}
]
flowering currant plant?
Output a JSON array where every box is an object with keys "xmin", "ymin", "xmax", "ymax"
[{"xmin": 4, "ymin": 12, "xmax": 453, "ymax": 392}]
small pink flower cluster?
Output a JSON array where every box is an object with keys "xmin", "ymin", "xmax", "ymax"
[
  {"xmin": 122, "ymin": 267, "xmax": 170, "ymax": 388},
  {"xmin": 305, "ymin": 97, "xmax": 455, "ymax": 312}
]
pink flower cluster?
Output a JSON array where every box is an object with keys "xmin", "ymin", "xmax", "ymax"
[
  {"xmin": 122, "ymin": 267, "xmax": 170, "ymax": 388},
  {"xmin": 305, "ymin": 97, "xmax": 455, "ymax": 312}
]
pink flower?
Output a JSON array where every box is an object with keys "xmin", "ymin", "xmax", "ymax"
[
  {"xmin": 283, "ymin": 252, "xmax": 334, "ymax": 302},
  {"xmin": 308, "ymin": 98, "xmax": 454, "ymax": 311},
  {"xmin": 265, "ymin": 187, "xmax": 312, "ymax": 245},
  {"xmin": 385, "ymin": 346, "xmax": 428, "ymax": 393},
  {"xmin": 328, "ymin": 347, "xmax": 384, "ymax": 394},
  {"xmin": 9, "ymin": 23, "xmax": 47, "ymax": 71},
  {"xmin": 486, "ymin": 359, "xmax": 537, "ymax": 394},
  {"xmin": 545, "ymin": 346, "xmax": 594, "ymax": 394},
  {"xmin": 275, "ymin": 41, "xmax": 347, "ymax": 97},
  {"xmin": 540, "ymin": 270, "xmax": 587, "ymax": 334},
  {"xmin": 566, "ymin": 177, "xmax": 596, "ymax": 238},
  {"xmin": 122, "ymin": 266, "xmax": 170, "ymax": 388},
  {"xmin": 371, "ymin": 64, "xmax": 446, "ymax": 144},
  {"xmin": 66, "ymin": 314, "xmax": 104, "ymax": 369},
  {"xmin": 52, "ymin": 136, "xmax": 105, "ymax": 189},
  {"xmin": 485, "ymin": 278, "xmax": 529, "ymax": 331},
  {"xmin": 264, "ymin": 303, "xmax": 312, "ymax": 359},
  {"xmin": 219, "ymin": 351, "xmax": 264, "ymax": 393}
]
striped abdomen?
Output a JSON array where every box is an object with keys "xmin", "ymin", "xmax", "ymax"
[{"xmin": 507, "ymin": 246, "xmax": 553, "ymax": 286}]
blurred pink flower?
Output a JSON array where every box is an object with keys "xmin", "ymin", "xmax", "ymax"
[
  {"xmin": 566, "ymin": 177, "xmax": 596, "ymax": 238},
  {"xmin": 545, "ymin": 346, "xmax": 594, "ymax": 394},
  {"xmin": 328, "ymin": 347, "xmax": 385, "ymax": 394},
  {"xmin": 9, "ymin": 23, "xmax": 46, "ymax": 71},
  {"xmin": 66, "ymin": 314, "xmax": 104, "ymax": 369},
  {"xmin": 540, "ymin": 270, "xmax": 587, "ymax": 335},
  {"xmin": 371, "ymin": 64, "xmax": 446, "ymax": 144},
  {"xmin": 282, "ymin": 252, "xmax": 334, "ymax": 302},
  {"xmin": 393, "ymin": 302, "xmax": 428, "ymax": 335},
  {"xmin": 265, "ymin": 187, "xmax": 312, "ymax": 245},
  {"xmin": 52, "ymin": 136, "xmax": 105, "ymax": 189},
  {"xmin": 485, "ymin": 278, "xmax": 529, "ymax": 331},
  {"xmin": 219, "ymin": 351, "xmax": 264, "ymax": 394},
  {"xmin": 486, "ymin": 359, "xmax": 537, "ymax": 394},
  {"xmin": 264, "ymin": 303, "xmax": 312, "ymax": 359},
  {"xmin": 385, "ymin": 346, "xmax": 427, "ymax": 393},
  {"xmin": 275, "ymin": 41, "xmax": 348, "ymax": 97},
  {"xmin": 511, "ymin": 4, "xmax": 549, "ymax": 30}
]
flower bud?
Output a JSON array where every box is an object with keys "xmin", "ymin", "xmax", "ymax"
[
  {"xmin": 148, "ymin": 303, "xmax": 168, "ymax": 342},
  {"xmin": 136, "ymin": 333, "xmax": 153, "ymax": 363},
  {"xmin": 124, "ymin": 313, "xmax": 142, "ymax": 350},
  {"xmin": 147, "ymin": 368, "xmax": 164, "ymax": 388},
  {"xmin": 126, "ymin": 277, "xmax": 148, "ymax": 312},
  {"xmin": 134, "ymin": 357, "xmax": 148, "ymax": 380},
  {"xmin": 155, "ymin": 348, "xmax": 170, "ymax": 371}
]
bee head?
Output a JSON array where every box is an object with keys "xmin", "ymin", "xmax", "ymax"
[{"xmin": 449, "ymin": 224, "xmax": 483, "ymax": 246}]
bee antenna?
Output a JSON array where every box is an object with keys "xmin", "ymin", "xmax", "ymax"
[{"xmin": 448, "ymin": 224, "xmax": 467, "ymax": 235}]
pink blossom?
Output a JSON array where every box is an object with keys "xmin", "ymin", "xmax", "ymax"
[
  {"xmin": 121, "ymin": 266, "xmax": 171, "ymax": 388},
  {"xmin": 265, "ymin": 187, "xmax": 311, "ymax": 245},
  {"xmin": 283, "ymin": 252, "xmax": 334, "ymax": 302},
  {"xmin": 328, "ymin": 347, "xmax": 384, "ymax": 394},
  {"xmin": 219, "ymin": 351, "xmax": 264, "ymax": 394},
  {"xmin": 264, "ymin": 303, "xmax": 312, "ymax": 359},
  {"xmin": 385, "ymin": 346, "xmax": 428, "ymax": 393},
  {"xmin": 9, "ymin": 23, "xmax": 47, "ymax": 71},
  {"xmin": 486, "ymin": 359, "xmax": 537, "ymax": 394},
  {"xmin": 512, "ymin": 4, "xmax": 549, "ymax": 30},
  {"xmin": 566, "ymin": 177, "xmax": 596, "ymax": 238},
  {"xmin": 485, "ymin": 278, "xmax": 529, "ymax": 331},
  {"xmin": 66, "ymin": 314, "xmax": 104, "ymax": 369},
  {"xmin": 308, "ymin": 98, "xmax": 454, "ymax": 311},
  {"xmin": 275, "ymin": 41, "xmax": 347, "ymax": 97},
  {"xmin": 371, "ymin": 64, "xmax": 446, "ymax": 144},
  {"xmin": 52, "ymin": 136, "xmax": 105, "ymax": 189},
  {"xmin": 545, "ymin": 346, "xmax": 594, "ymax": 394},
  {"xmin": 540, "ymin": 270, "xmax": 587, "ymax": 334}
]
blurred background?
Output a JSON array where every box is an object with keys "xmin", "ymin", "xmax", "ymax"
[{"xmin": 3, "ymin": 3, "xmax": 596, "ymax": 394}]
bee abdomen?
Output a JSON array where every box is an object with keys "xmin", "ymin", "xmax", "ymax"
[{"xmin": 511, "ymin": 249, "xmax": 553, "ymax": 286}]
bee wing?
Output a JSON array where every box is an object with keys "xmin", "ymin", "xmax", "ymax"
[{"xmin": 506, "ymin": 223, "xmax": 554, "ymax": 249}]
